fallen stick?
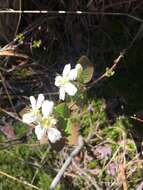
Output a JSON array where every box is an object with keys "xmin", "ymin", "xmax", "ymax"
[{"xmin": 49, "ymin": 135, "xmax": 84, "ymax": 190}]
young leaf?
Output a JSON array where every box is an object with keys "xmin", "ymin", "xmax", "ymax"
[
  {"xmin": 16, "ymin": 33, "xmax": 25, "ymax": 44},
  {"xmin": 54, "ymin": 103, "xmax": 69, "ymax": 118},
  {"xmin": 78, "ymin": 55, "xmax": 94, "ymax": 83},
  {"xmin": 32, "ymin": 40, "xmax": 42, "ymax": 48}
]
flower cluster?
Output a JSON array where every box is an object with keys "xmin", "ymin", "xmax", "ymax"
[
  {"xmin": 23, "ymin": 94, "xmax": 61, "ymax": 143},
  {"xmin": 22, "ymin": 63, "xmax": 83, "ymax": 143}
]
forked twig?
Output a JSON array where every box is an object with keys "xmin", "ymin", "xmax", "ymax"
[
  {"xmin": 49, "ymin": 135, "xmax": 84, "ymax": 190},
  {"xmin": 87, "ymin": 51, "xmax": 125, "ymax": 90}
]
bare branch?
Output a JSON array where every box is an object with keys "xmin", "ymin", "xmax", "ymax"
[
  {"xmin": 49, "ymin": 135, "xmax": 84, "ymax": 190},
  {"xmin": 87, "ymin": 51, "xmax": 125, "ymax": 90}
]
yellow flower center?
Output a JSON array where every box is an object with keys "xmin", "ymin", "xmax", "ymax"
[
  {"xmin": 60, "ymin": 77, "xmax": 69, "ymax": 86},
  {"xmin": 41, "ymin": 116, "xmax": 57, "ymax": 129}
]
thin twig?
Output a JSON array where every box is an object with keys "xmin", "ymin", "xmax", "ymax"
[
  {"xmin": 14, "ymin": 0, "xmax": 22, "ymax": 38},
  {"xmin": 49, "ymin": 135, "xmax": 84, "ymax": 190},
  {"xmin": 0, "ymin": 10, "xmax": 142, "ymax": 23},
  {"xmin": 130, "ymin": 115, "xmax": 143, "ymax": 123},
  {"xmin": 0, "ymin": 72, "xmax": 17, "ymax": 113},
  {"xmin": 87, "ymin": 51, "xmax": 125, "ymax": 90},
  {"xmin": 0, "ymin": 107, "xmax": 34, "ymax": 129},
  {"xmin": 0, "ymin": 107, "xmax": 23, "ymax": 122},
  {"xmin": 0, "ymin": 170, "xmax": 40, "ymax": 190},
  {"xmin": 0, "ymin": 49, "xmax": 28, "ymax": 59},
  {"xmin": 121, "ymin": 130, "xmax": 128, "ymax": 190}
]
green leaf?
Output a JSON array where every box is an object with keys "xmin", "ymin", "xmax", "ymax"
[
  {"xmin": 65, "ymin": 119, "xmax": 72, "ymax": 135},
  {"xmin": 58, "ymin": 117, "xmax": 67, "ymax": 130},
  {"xmin": 54, "ymin": 103, "xmax": 70, "ymax": 118},
  {"xmin": 77, "ymin": 55, "xmax": 94, "ymax": 83}
]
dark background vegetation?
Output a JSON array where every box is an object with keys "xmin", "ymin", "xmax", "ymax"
[
  {"xmin": 1, "ymin": 0, "xmax": 143, "ymax": 136},
  {"xmin": 1, "ymin": 0, "xmax": 143, "ymax": 109}
]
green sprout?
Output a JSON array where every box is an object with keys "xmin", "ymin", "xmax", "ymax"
[
  {"xmin": 16, "ymin": 33, "xmax": 25, "ymax": 44},
  {"xmin": 105, "ymin": 67, "xmax": 115, "ymax": 77},
  {"xmin": 32, "ymin": 39, "xmax": 42, "ymax": 48}
]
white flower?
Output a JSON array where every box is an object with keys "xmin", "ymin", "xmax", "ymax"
[
  {"xmin": 55, "ymin": 64, "xmax": 78, "ymax": 100},
  {"xmin": 22, "ymin": 94, "xmax": 44, "ymax": 124},
  {"xmin": 34, "ymin": 100, "xmax": 62, "ymax": 143}
]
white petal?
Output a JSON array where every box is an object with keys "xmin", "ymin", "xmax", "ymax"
[
  {"xmin": 59, "ymin": 87, "xmax": 65, "ymax": 100},
  {"xmin": 30, "ymin": 96, "xmax": 36, "ymax": 110},
  {"xmin": 42, "ymin": 100, "xmax": 54, "ymax": 117},
  {"xmin": 22, "ymin": 112, "xmax": 36, "ymax": 124},
  {"xmin": 47, "ymin": 128, "xmax": 62, "ymax": 143},
  {"xmin": 68, "ymin": 69, "xmax": 77, "ymax": 80},
  {"xmin": 65, "ymin": 82, "xmax": 77, "ymax": 96},
  {"xmin": 36, "ymin": 94, "xmax": 45, "ymax": 109},
  {"xmin": 55, "ymin": 76, "xmax": 63, "ymax": 87},
  {"xmin": 35, "ymin": 125, "xmax": 45, "ymax": 140},
  {"xmin": 62, "ymin": 64, "xmax": 71, "ymax": 77}
]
